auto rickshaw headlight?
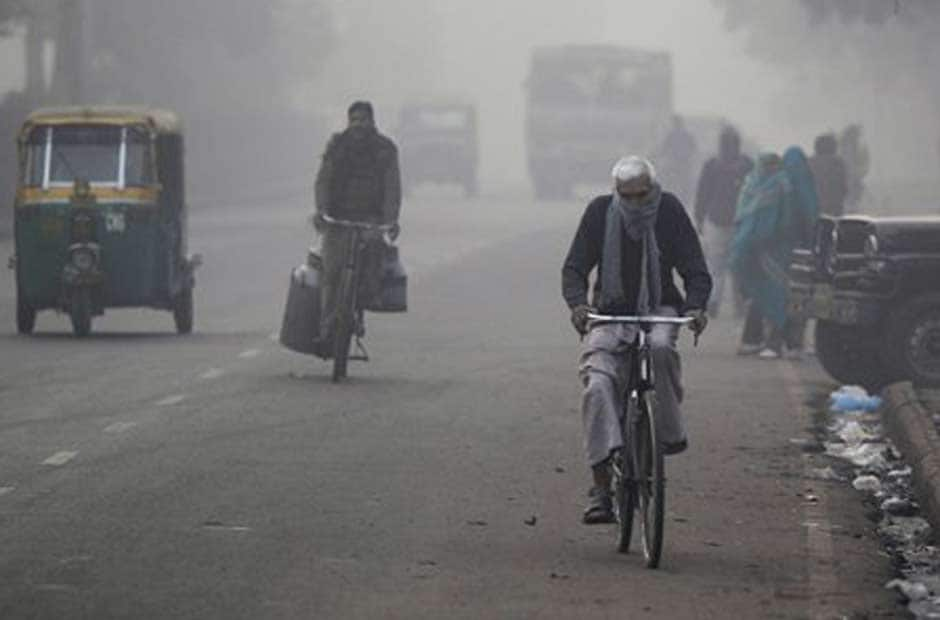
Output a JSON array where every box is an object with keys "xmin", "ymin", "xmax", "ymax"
[{"xmin": 71, "ymin": 247, "xmax": 97, "ymax": 271}]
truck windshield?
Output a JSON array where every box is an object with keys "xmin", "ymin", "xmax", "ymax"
[
  {"xmin": 529, "ymin": 61, "xmax": 669, "ymax": 109},
  {"xmin": 23, "ymin": 124, "xmax": 155, "ymax": 189}
]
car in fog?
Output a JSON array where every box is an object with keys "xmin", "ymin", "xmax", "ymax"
[
  {"xmin": 397, "ymin": 102, "xmax": 478, "ymax": 197},
  {"xmin": 789, "ymin": 215, "xmax": 940, "ymax": 388},
  {"xmin": 524, "ymin": 45, "xmax": 673, "ymax": 200}
]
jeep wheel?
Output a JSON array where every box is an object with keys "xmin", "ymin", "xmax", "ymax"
[
  {"xmin": 814, "ymin": 320, "xmax": 887, "ymax": 390},
  {"xmin": 882, "ymin": 293, "xmax": 940, "ymax": 387}
]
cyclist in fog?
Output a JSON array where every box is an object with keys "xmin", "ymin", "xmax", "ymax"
[
  {"xmin": 313, "ymin": 101, "xmax": 402, "ymax": 341},
  {"xmin": 808, "ymin": 133, "xmax": 847, "ymax": 218},
  {"xmin": 561, "ymin": 156, "xmax": 711, "ymax": 524}
]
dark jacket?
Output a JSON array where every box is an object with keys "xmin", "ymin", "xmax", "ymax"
[
  {"xmin": 693, "ymin": 154, "xmax": 753, "ymax": 228},
  {"xmin": 562, "ymin": 192, "xmax": 712, "ymax": 313},
  {"xmin": 808, "ymin": 153, "xmax": 848, "ymax": 217},
  {"xmin": 314, "ymin": 128, "xmax": 402, "ymax": 223}
]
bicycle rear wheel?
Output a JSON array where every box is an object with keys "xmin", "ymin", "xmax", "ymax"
[
  {"xmin": 636, "ymin": 390, "xmax": 665, "ymax": 568},
  {"xmin": 614, "ymin": 448, "xmax": 636, "ymax": 553},
  {"xmin": 331, "ymin": 271, "xmax": 355, "ymax": 382}
]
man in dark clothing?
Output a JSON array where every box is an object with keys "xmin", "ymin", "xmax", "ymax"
[
  {"xmin": 562, "ymin": 156, "xmax": 711, "ymax": 524},
  {"xmin": 313, "ymin": 101, "xmax": 402, "ymax": 340},
  {"xmin": 808, "ymin": 133, "xmax": 848, "ymax": 217},
  {"xmin": 655, "ymin": 115, "xmax": 699, "ymax": 205},
  {"xmin": 694, "ymin": 125, "xmax": 753, "ymax": 317}
]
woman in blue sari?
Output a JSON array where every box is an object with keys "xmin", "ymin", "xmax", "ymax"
[{"xmin": 730, "ymin": 152, "xmax": 796, "ymax": 357}]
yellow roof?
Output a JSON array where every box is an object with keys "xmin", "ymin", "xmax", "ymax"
[{"xmin": 23, "ymin": 105, "xmax": 182, "ymax": 134}]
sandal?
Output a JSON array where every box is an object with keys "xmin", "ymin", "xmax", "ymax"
[{"xmin": 582, "ymin": 487, "xmax": 615, "ymax": 524}]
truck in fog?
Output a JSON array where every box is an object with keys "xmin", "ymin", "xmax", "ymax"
[{"xmin": 524, "ymin": 45, "xmax": 674, "ymax": 200}]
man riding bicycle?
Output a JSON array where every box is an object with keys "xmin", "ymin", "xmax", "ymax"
[
  {"xmin": 313, "ymin": 101, "xmax": 402, "ymax": 342},
  {"xmin": 561, "ymin": 156, "xmax": 712, "ymax": 524}
]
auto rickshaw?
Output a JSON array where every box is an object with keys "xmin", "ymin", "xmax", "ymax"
[{"xmin": 9, "ymin": 106, "xmax": 200, "ymax": 337}]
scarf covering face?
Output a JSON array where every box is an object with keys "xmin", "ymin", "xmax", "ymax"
[{"xmin": 600, "ymin": 183, "xmax": 663, "ymax": 313}]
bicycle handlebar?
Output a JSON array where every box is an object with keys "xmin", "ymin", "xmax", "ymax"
[
  {"xmin": 320, "ymin": 214, "xmax": 395, "ymax": 231},
  {"xmin": 587, "ymin": 313, "xmax": 694, "ymax": 325}
]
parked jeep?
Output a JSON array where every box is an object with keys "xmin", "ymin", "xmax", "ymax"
[
  {"xmin": 789, "ymin": 215, "xmax": 940, "ymax": 388},
  {"xmin": 396, "ymin": 102, "xmax": 478, "ymax": 197}
]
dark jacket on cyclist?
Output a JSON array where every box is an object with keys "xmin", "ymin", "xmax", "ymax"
[
  {"xmin": 315, "ymin": 127, "xmax": 401, "ymax": 224},
  {"xmin": 562, "ymin": 191, "xmax": 712, "ymax": 314}
]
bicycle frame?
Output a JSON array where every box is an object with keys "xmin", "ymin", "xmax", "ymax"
[
  {"xmin": 321, "ymin": 215, "xmax": 394, "ymax": 379},
  {"xmin": 586, "ymin": 313, "xmax": 693, "ymax": 565}
]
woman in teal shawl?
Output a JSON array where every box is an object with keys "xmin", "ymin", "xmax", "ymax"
[{"xmin": 730, "ymin": 152, "xmax": 797, "ymax": 356}]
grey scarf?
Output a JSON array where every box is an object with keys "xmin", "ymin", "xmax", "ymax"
[{"xmin": 600, "ymin": 185, "xmax": 663, "ymax": 314}]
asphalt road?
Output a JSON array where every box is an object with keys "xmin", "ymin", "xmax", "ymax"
[{"xmin": 0, "ymin": 191, "xmax": 903, "ymax": 619}]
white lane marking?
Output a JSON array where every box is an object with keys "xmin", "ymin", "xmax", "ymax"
[
  {"xmin": 238, "ymin": 349, "xmax": 261, "ymax": 359},
  {"xmin": 779, "ymin": 361, "xmax": 839, "ymax": 609},
  {"xmin": 156, "ymin": 394, "xmax": 186, "ymax": 407},
  {"xmin": 42, "ymin": 451, "xmax": 78, "ymax": 466},
  {"xmin": 0, "ymin": 487, "xmax": 14, "ymax": 496},
  {"xmin": 199, "ymin": 367, "xmax": 225, "ymax": 381},
  {"xmin": 202, "ymin": 524, "xmax": 252, "ymax": 532},
  {"xmin": 104, "ymin": 421, "xmax": 138, "ymax": 434}
]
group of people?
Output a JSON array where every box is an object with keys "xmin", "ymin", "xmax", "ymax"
[
  {"xmin": 559, "ymin": 122, "xmax": 869, "ymax": 523},
  {"xmin": 693, "ymin": 124, "xmax": 868, "ymax": 359}
]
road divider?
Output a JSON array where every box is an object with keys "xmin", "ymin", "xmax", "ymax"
[{"xmin": 155, "ymin": 394, "xmax": 186, "ymax": 407}]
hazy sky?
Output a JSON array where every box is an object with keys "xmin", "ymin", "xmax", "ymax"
[{"xmin": 2, "ymin": 2, "xmax": 931, "ymax": 193}]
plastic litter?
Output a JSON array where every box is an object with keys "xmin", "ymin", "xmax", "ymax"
[
  {"xmin": 853, "ymin": 475, "xmax": 883, "ymax": 493},
  {"xmin": 835, "ymin": 420, "xmax": 880, "ymax": 445},
  {"xmin": 908, "ymin": 598, "xmax": 940, "ymax": 619},
  {"xmin": 826, "ymin": 441, "xmax": 889, "ymax": 471},
  {"xmin": 830, "ymin": 385, "xmax": 883, "ymax": 412},
  {"xmin": 808, "ymin": 466, "xmax": 844, "ymax": 482},
  {"xmin": 880, "ymin": 516, "xmax": 933, "ymax": 547},
  {"xmin": 887, "ymin": 578, "xmax": 931, "ymax": 601},
  {"xmin": 883, "ymin": 497, "xmax": 919, "ymax": 517},
  {"xmin": 888, "ymin": 466, "xmax": 914, "ymax": 480}
]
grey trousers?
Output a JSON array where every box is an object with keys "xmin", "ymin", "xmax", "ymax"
[
  {"xmin": 579, "ymin": 306, "xmax": 686, "ymax": 467},
  {"xmin": 702, "ymin": 220, "xmax": 734, "ymax": 313}
]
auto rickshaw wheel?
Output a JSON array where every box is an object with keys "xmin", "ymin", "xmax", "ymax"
[
  {"xmin": 173, "ymin": 287, "xmax": 194, "ymax": 335},
  {"xmin": 814, "ymin": 320, "xmax": 887, "ymax": 391},
  {"xmin": 16, "ymin": 297, "xmax": 36, "ymax": 335},
  {"xmin": 69, "ymin": 289, "xmax": 93, "ymax": 338}
]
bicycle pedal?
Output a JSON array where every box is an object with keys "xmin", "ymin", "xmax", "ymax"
[{"xmin": 350, "ymin": 337, "xmax": 370, "ymax": 362}]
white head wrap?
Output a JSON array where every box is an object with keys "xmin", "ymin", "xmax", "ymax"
[{"xmin": 611, "ymin": 156, "xmax": 657, "ymax": 184}]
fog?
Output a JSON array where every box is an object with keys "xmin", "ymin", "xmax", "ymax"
[{"xmin": 1, "ymin": 1, "xmax": 938, "ymax": 207}]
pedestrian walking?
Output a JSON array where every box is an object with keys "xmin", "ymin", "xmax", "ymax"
[{"xmin": 693, "ymin": 125, "xmax": 753, "ymax": 318}]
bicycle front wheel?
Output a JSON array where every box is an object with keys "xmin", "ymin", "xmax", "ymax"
[
  {"xmin": 614, "ymin": 448, "xmax": 636, "ymax": 554},
  {"xmin": 635, "ymin": 390, "xmax": 665, "ymax": 568}
]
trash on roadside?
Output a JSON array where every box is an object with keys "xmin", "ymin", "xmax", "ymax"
[
  {"xmin": 888, "ymin": 466, "xmax": 914, "ymax": 480},
  {"xmin": 830, "ymin": 385, "xmax": 883, "ymax": 413},
  {"xmin": 880, "ymin": 516, "xmax": 933, "ymax": 547},
  {"xmin": 882, "ymin": 497, "xmax": 919, "ymax": 517},
  {"xmin": 826, "ymin": 441, "xmax": 889, "ymax": 471},
  {"xmin": 807, "ymin": 466, "xmax": 844, "ymax": 482},
  {"xmin": 886, "ymin": 578, "xmax": 931, "ymax": 602},
  {"xmin": 853, "ymin": 474, "xmax": 883, "ymax": 493}
]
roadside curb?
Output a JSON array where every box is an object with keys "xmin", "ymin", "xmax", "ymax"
[{"xmin": 882, "ymin": 381, "xmax": 940, "ymax": 531}]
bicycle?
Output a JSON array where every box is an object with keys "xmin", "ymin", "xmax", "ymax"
[
  {"xmin": 320, "ymin": 214, "xmax": 395, "ymax": 383},
  {"xmin": 586, "ymin": 313, "xmax": 694, "ymax": 569}
]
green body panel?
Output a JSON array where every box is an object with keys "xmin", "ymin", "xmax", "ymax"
[{"xmin": 15, "ymin": 202, "xmax": 173, "ymax": 310}]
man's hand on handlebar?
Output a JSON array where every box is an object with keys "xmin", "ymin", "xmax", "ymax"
[
  {"xmin": 684, "ymin": 308, "xmax": 708, "ymax": 342},
  {"xmin": 571, "ymin": 304, "xmax": 593, "ymax": 335},
  {"xmin": 310, "ymin": 212, "xmax": 326, "ymax": 232},
  {"xmin": 388, "ymin": 222, "xmax": 401, "ymax": 242}
]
